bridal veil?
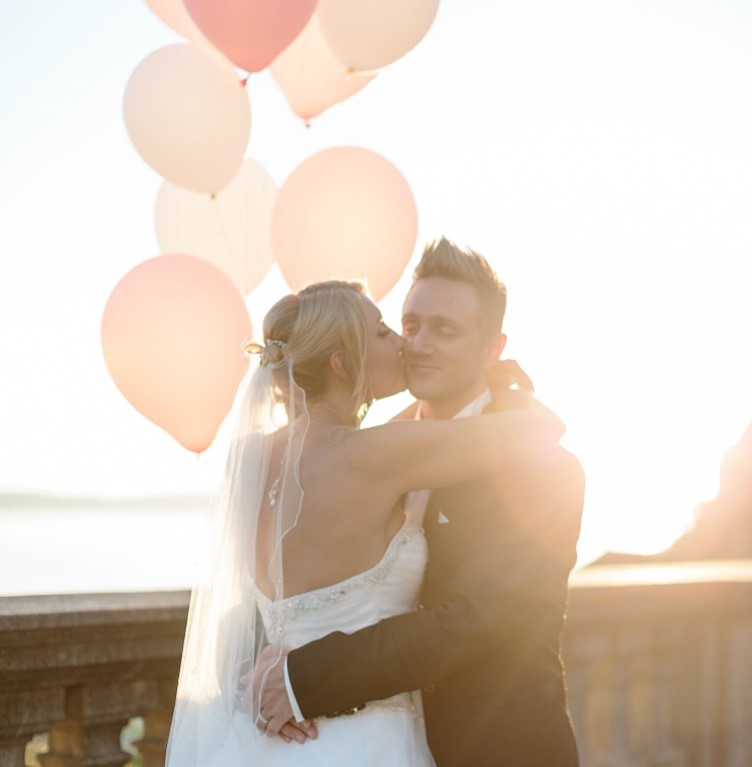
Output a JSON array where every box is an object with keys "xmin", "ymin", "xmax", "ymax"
[{"xmin": 165, "ymin": 345, "xmax": 309, "ymax": 767}]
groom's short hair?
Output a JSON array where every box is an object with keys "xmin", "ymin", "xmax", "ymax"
[{"xmin": 412, "ymin": 237, "xmax": 507, "ymax": 336}]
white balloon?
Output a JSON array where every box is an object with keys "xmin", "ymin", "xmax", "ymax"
[
  {"xmin": 318, "ymin": 0, "xmax": 440, "ymax": 72},
  {"xmin": 270, "ymin": 12, "xmax": 375, "ymax": 121},
  {"xmin": 155, "ymin": 158, "xmax": 276, "ymax": 294},
  {"xmin": 124, "ymin": 44, "xmax": 250, "ymax": 194}
]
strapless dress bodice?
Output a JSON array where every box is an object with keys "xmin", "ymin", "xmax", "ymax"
[{"xmin": 255, "ymin": 518, "xmax": 428, "ymax": 651}]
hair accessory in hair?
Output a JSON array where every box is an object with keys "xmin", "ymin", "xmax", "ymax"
[{"xmin": 244, "ymin": 339, "xmax": 289, "ymax": 367}]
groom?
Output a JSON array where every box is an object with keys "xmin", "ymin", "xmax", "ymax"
[{"xmin": 259, "ymin": 238, "xmax": 584, "ymax": 766}]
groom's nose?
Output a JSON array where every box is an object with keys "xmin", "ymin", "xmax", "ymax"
[{"xmin": 405, "ymin": 326, "xmax": 432, "ymax": 355}]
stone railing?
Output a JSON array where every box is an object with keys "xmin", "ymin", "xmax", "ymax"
[
  {"xmin": 0, "ymin": 592, "xmax": 187, "ymax": 767},
  {"xmin": 565, "ymin": 560, "xmax": 752, "ymax": 767},
  {"xmin": 2, "ymin": 560, "xmax": 751, "ymax": 767}
]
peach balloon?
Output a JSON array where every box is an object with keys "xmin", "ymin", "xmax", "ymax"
[
  {"xmin": 101, "ymin": 254, "xmax": 252, "ymax": 453},
  {"xmin": 183, "ymin": 0, "xmax": 318, "ymax": 73},
  {"xmin": 272, "ymin": 147, "xmax": 418, "ymax": 300},
  {"xmin": 270, "ymin": 12, "xmax": 374, "ymax": 121},
  {"xmin": 318, "ymin": 0, "xmax": 439, "ymax": 72},
  {"xmin": 144, "ymin": 0, "xmax": 209, "ymax": 44},
  {"xmin": 155, "ymin": 158, "xmax": 276, "ymax": 294},
  {"xmin": 123, "ymin": 44, "xmax": 250, "ymax": 194}
]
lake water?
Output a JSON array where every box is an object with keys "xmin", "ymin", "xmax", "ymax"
[
  {"xmin": 0, "ymin": 496, "xmax": 607, "ymax": 597},
  {"xmin": 0, "ymin": 500, "xmax": 212, "ymax": 596}
]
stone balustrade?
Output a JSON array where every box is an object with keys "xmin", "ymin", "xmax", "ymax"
[
  {"xmin": 564, "ymin": 559, "xmax": 752, "ymax": 767},
  {"xmin": 0, "ymin": 592, "xmax": 187, "ymax": 767},
  {"xmin": 1, "ymin": 560, "xmax": 751, "ymax": 767}
]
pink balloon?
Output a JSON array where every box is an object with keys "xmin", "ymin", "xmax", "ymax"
[
  {"xmin": 144, "ymin": 0, "xmax": 209, "ymax": 44},
  {"xmin": 102, "ymin": 254, "xmax": 252, "ymax": 453},
  {"xmin": 183, "ymin": 0, "xmax": 318, "ymax": 73},
  {"xmin": 272, "ymin": 147, "xmax": 418, "ymax": 300}
]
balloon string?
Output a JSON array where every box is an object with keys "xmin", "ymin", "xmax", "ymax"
[
  {"xmin": 241, "ymin": 158, "xmax": 249, "ymax": 280},
  {"xmin": 304, "ymin": 119, "xmax": 311, "ymax": 129},
  {"xmin": 209, "ymin": 190, "xmax": 235, "ymax": 274}
]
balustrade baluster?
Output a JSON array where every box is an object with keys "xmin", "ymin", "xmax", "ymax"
[
  {"xmin": 725, "ymin": 619, "xmax": 752, "ymax": 767},
  {"xmin": 648, "ymin": 624, "xmax": 685, "ymax": 767},
  {"xmin": 0, "ymin": 740, "xmax": 26, "ymax": 767},
  {"xmin": 39, "ymin": 682, "xmax": 155, "ymax": 767},
  {"xmin": 699, "ymin": 621, "xmax": 722, "ymax": 767},
  {"xmin": 0, "ymin": 688, "xmax": 64, "ymax": 767},
  {"xmin": 135, "ymin": 679, "xmax": 177, "ymax": 767},
  {"xmin": 603, "ymin": 630, "xmax": 647, "ymax": 767}
]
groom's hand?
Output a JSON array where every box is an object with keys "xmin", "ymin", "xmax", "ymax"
[{"xmin": 250, "ymin": 645, "xmax": 319, "ymax": 743}]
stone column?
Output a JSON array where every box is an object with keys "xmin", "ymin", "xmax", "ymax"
[
  {"xmin": 648, "ymin": 624, "xmax": 686, "ymax": 767},
  {"xmin": 40, "ymin": 682, "xmax": 155, "ymax": 767},
  {"xmin": 135, "ymin": 679, "xmax": 178, "ymax": 767},
  {"xmin": 0, "ymin": 688, "xmax": 65, "ymax": 767}
]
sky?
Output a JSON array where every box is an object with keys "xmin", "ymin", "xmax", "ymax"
[{"xmin": 1, "ymin": 0, "xmax": 751, "ymax": 566}]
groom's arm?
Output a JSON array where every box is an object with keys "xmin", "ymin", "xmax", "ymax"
[{"xmin": 286, "ymin": 444, "xmax": 584, "ymax": 720}]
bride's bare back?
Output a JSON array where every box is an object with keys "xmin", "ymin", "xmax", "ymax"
[
  {"xmin": 255, "ymin": 406, "xmax": 562, "ymax": 599},
  {"xmin": 256, "ymin": 420, "xmax": 406, "ymax": 599}
]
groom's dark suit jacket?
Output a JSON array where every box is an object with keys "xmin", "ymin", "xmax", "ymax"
[{"xmin": 287, "ymin": 393, "xmax": 585, "ymax": 766}]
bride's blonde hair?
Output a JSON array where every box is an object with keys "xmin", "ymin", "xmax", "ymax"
[{"xmin": 260, "ymin": 280, "xmax": 372, "ymax": 423}]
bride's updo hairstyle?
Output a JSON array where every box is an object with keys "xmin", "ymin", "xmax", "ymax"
[{"xmin": 261, "ymin": 280, "xmax": 372, "ymax": 423}]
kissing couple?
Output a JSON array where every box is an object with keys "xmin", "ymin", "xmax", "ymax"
[{"xmin": 166, "ymin": 237, "xmax": 585, "ymax": 767}]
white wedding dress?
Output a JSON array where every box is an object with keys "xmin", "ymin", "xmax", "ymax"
[{"xmin": 203, "ymin": 517, "xmax": 435, "ymax": 767}]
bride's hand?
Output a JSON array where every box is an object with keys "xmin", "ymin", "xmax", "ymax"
[
  {"xmin": 486, "ymin": 358, "xmax": 534, "ymax": 393},
  {"xmin": 243, "ymin": 645, "xmax": 318, "ymax": 743},
  {"xmin": 486, "ymin": 359, "xmax": 566, "ymax": 438}
]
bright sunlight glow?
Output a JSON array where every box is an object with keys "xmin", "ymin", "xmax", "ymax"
[{"xmin": 1, "ymin": 0, "xmax": 751, "ymax": 587}]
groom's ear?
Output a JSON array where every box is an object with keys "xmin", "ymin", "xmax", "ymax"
[{"xmin": 482, "ymin": 332, "xmax": 507, "ymax": 370}]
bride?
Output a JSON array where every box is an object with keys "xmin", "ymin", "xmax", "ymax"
[{"xmin": 165, "ymin": 280, "xmax": 562, "ymax": 767}]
